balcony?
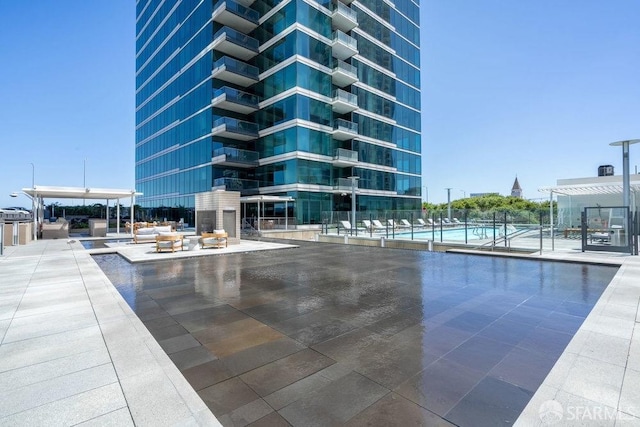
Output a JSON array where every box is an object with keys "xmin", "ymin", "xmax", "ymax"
[
  {"xmin": 212, "ymin": 147, "xmax": 259, "ymax": 167},
  {"xmin": 332, "ymin": 148, "xmax": 358, "ymax": 167},
  {"xmin": 332, "ymin": 2, "xmax": 357, "ymax": 32},
  {"xmin": 332, "ymin": 119, "xmax": 358, "ymax": 140},
  {"xmin": 212, "ymin": 26, "xmax": 259, "ymax": 60},
  {"xmin": 332, "ymin": 30, "xmax": 357, "ymax": 60},
  {"xmin": 213, "ymin": 0, "xmax": 259, "ymax": 33},
  {"xmin": 212, "ymin": 117, "xmax": 259, "ymax": 141},
  {"xmin": 332, "ymin": 89, "xmax": 358, "ymax": 114},
  {"xmin": 213, "ymin": 177, "xmax": 259, "ymax": 194},
  {"xmin": 212, "ymin": 56, "xmax": 259, "ymax": 86},
  {"xmin": 212, "ymin": 86, "xmax": 259, "ymax": 114},
  {"xmin": 333, "ymin": 177, "xmax": 358, "ymax": 193},
  {"xmin": 332, "ymin": 60, "xmax": 358, "ymax": 87}
]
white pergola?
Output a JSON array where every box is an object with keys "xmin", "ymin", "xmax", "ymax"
[
  {"xmin": 22, "ymin": 186, "xmax": 142, "ymax": 238},
  {"xmin": 539, "ymin": 181, "xmax": 640, "ymax": 197},
  {"xmin": 539, "ymin": 180, "xmax": 640, "ymax": 250},
  {"xmin": 240, "ymin": 195, "xmax": 295, "ymax": 231}
]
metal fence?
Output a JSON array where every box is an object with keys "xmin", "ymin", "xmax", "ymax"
[{"xmin": 320, "ymin": 208, "xmax": 566, "ymax": 252}]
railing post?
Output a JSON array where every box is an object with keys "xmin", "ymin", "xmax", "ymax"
[
  {"xmin": 492, "ymin": 212, "xmax": 496, "ymax": 247},
  {"xmin": 539, "ymin": 211, "xmax": 543, "ymax": 254},
  {"xmin": 464, "ymin": 210, "xmax": 468, "ymax": 244},
  {"xmin": 410, "ymin": 212, "xmax": 414, "ymax": 240},
  {"xmin": 439, "ymin": 212, "xmax": 443, "ymax": 242},
  {"xmin": 504, "ymin": 211, "xmax": 508, "ymax": 247}
]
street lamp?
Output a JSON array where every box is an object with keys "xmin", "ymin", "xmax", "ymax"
[
  {"xmin": 610, "ymin": 139, "xmax": 639, "ymax": 252},
  {"xmin": 10, "ymin": 191, "xmax": 37, "ymax": 241},
  {"xmin": 348, "ymin": 176, "xmax": 359, "ymax": 234},
  {"xmin": 445, "ymin": 187, "xmax": 452, "ymax": 220},
  {"xmin": 609, "ymin": 139, "xmax": 640, "ymax": 209}
]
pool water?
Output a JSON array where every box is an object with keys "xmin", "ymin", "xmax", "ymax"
[
  {"xmin": 94, "ymin": 241, "xmax": 617, "ymax": 426},
  {"xmin": 81, "ymin": 238, "xmax": 132, "ymax": 249},
  {"xmin": 396, "ymin": 226, "xmax": 521, "ymax": 241}
]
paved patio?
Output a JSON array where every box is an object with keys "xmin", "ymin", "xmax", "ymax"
[{"xmin": 0, "ymin": 237, "xmax": 639, "ymax": 426}]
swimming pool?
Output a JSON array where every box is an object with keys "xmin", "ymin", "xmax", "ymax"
[{"xmin": 94, "ymin": 241, "xmax": 617, "ymax": 426}]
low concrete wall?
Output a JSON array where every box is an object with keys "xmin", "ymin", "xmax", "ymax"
[
  {"xmin": 316, "ymin": 234, "xmax": 535, "ymax": 254},
  {"xmin": 259, "ymin": 229, "xmax": 319, "ymax": 241}
]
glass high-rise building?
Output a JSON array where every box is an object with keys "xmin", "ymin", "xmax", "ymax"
[{"xmin": 135, "ymin": 0, "xmax": 421, "ymax": 225}]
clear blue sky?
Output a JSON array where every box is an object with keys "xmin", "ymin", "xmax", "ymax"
[{"xmin": 1, "ymin": 1, "xmax": 639, "ymax": 208}]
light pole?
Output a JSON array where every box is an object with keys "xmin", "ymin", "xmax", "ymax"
[
  {"xmin": 459, "ymin": 190, "xmax": 466, "ymax": 199},
  {"xmin": 10, "ymin": 191, "xmax": 37, "ymax": 241},
  {"xmin": 348, "ymin": 176, "xmax": 359, "ymax": 234},
  {"xmin": 610, "ymin": 140, "xmax": 640, "ymax": 209},
  {"xmin": 610, "ymin": 139, "xmax": 639, "ymax": 251},
  {"xmin": 446, "ymin": 187, "xmax": 452, "ymax": 220}
]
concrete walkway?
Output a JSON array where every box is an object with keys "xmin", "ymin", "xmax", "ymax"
[
  {"xmin": 0, "ymin": 239, "xmax": 225, "ymax": 426},
  {"xmin": 0, "ymin": 238, "xmax": 639, "ymax": 426}
]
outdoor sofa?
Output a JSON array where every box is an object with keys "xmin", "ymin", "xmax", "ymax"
[{"xmin": 133, "ymin": 225, "xmax": 173, "ymax": 243}]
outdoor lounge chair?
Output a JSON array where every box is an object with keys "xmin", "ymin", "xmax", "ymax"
[
  {"xmin": 399, "ymin": 219, "xmax": 412, "ymax": 228},
  {"xmin": 155, "ymin": 233, "xmax": 183, "ymax": 253},
  {"xmin": 202, "ymin": 230, "xmax": 228, "ymax": 249},
  {"xmin": 415, "ymin": 218, "xmax": 428, "ymax": 228},
  {"xmin": 387, "ymin": 219, "xmax": 399, "ymax": 229},
  {"xmin": 340, "ymin": 220, "xmax": 364, "ymax": 233},
  {"xmin": 363, "ymin": 219, "xmax": 383, "ymax": 232},
  {"xmin": 452, "ymin": 218, "xmax": 462, "ymax": 224},
  {"xmin": 372, "ymin": 219, "xmax": 386, "ymax": 229}
]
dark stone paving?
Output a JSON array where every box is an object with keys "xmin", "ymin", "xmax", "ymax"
[{"xmin": 94, "ymin": 240, "xmax": 618, "ymax": 426}]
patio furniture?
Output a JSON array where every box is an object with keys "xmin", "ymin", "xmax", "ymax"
[
  {"xmin": 155, "ymin": 233, "xmax": 184, "ymax": 252},
  {"xmin": 202, "ymin": 230, "xmax": 228, "ymax": 249},
  {"xmin": 134, "ymin": 225, "xmax": 173, "ymax": 243}
]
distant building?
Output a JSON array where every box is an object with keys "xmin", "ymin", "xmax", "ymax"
[{"xmin": 511, "ymin": 177, "xmax": 523, "ymax": 198}]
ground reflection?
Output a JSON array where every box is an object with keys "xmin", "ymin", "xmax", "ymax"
[{"xmin": 94, "ymin": 241, "xmax": 617, "ymax": 426}]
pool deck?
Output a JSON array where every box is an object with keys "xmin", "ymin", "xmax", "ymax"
[{"xmin": 0, "ymin": 238, "xmax": 638, "ymax": 426}]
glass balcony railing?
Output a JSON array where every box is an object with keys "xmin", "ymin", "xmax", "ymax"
[
  {"xmin": 333, "ymin": 2, "xmax": 357, "ymax": 22},
  {"xmin": 214, "ymin": 26, "xmax": 259, "ymax": 51},
  {"xmin": 333, "ymin": 60, "xmax": 357, "ymax": 76},
  {"xmin": 334, "ymin": 178, "xmax": 358, "ymax": 190},
  {"xmin": 213, "ymin": 86, "xmax": 259, "ymax": 108},
  {"xmin": 213, "ymin": 147, "xmax": 259, "ymax": 165},
  {"xmin": 214, "ymin": 117, "xmax": 259, "ymax": 136},
  {"xmin": 214, "ymin": 0, "xmax": 259, "ymax": 23},
  {"xmin": 334, "ymin": 119, "xmax": 358, "ymax": 133},
  {"xmin": 333, "ymin": 89, "xmax": 357, "ymax": 105},
  {"xmin": 213, "ymin": 57, "xmax": 259, "ymax": 80},
  {"xmin": 334, "ymin": 148, "xmax": 358, "ymax": 163},
  {"xmin": 214, "ymin": 177, "xmax": 259, "ymax": 192},
  {"xmin": 333, "ymin": 30, "xmax": 357, "ymax": 50}
]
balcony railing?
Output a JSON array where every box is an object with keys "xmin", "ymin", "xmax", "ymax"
[
  {"xmin": 334, "ymin": 119, "xmax": 358, "ymax": 133},
  {"xmin": 332, "ymin": 2, "xmax": 357, "ymax": 32},
  {"xmin": 332, "ymin": 89, "xmax": 358, "ymax": 113},
  {"xmin": 212, "ymin": 56, "xmax": 259, "ymax": 81},
  {"xmin": 213, "ymin": 177, "xmax": 259, "ymax": 193},
  {"xmin": 333, "ymin": 30, "xmax": 357, "ymax": 49},
  {"xmin": 214, "ymin": 26, "xmax": 259, "ymax": 51},
  {"xmin": 333, "ymin": 177, "xmax": 358, "ymax": 192},
  {"xmin": 333, "ymin": 148, "xmax": 358, "ymax": 165},
  {"xmin": 332, "ymin": 59, "xmax": 358, "ymax": 86},
  {"xmin": 213, "ymin": 86, "xmax": 259, "ymax": 111},
  {"xmin": 214, "ymin": 0, "xmax": 259, "ymax": 23},
  {"xmin": 212, "ymin": 147, "xmax": 259, "ymax": 166}
]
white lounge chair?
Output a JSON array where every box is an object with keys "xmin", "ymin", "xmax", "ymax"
[
  {"xmin": 372, "ymin": 219, "xmax": 385, "ymax": 229},
  {"xmin": 415, "ymin": 218, "xmax": 428, "ymax": 228},
  {"xmin": 340, "ymin": 220, "xmax": 364, "ymax": 233},
  {"xmin": 452, "ymin": 218, "xmax": 462, "ymax": 224},
  {"xmin": 387, "ymin": 219, "xmax": 399, "ymax": 229},
  {"xmin": 399, "ymin": 219, "xmax": 412, "ymax": 228},
  {"xmin": 363, "ymin": 219, "xmax": 384, "ymax": 232}
]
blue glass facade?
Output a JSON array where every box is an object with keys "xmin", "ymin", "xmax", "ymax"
[{"xmin": 136, "ymin": 0, "xmax": 421, "ymax": 223}]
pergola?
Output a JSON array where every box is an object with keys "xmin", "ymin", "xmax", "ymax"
[
  {"xmin": 240, "ymin": 195, "xmax": 295, "ymax": 231},
  {"xmin": 539, "ymin": 181, "xmax": 640, "ymax": 197},
  {"xmin": 22, "ymin": 185, "xmax": 142, "ymax": 238}
]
